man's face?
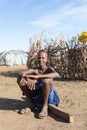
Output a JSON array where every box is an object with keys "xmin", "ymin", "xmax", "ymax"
[{"xmin": 37, "ymin": 52, "xmax": 48, "ymax": 67}]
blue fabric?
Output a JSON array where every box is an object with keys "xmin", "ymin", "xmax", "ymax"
[
  {"xmin": 32, "ymin": 82, "xmax": 60, "ymax": 106},
  {"xmin": 32, "ymin": 82, "xmax": 43, "ymax": 104},
  {"xmin": 35, "ymin": 82, "xmax": 42, "ymax": 90},
  {"xmin": 48, "ymin": 88, "xmax": 60, "ymax": 106}
]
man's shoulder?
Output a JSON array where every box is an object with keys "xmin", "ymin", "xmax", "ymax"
[
  {"xmin": 48, "ymin": 66, "xmax": 55, "ymax": 70},
  {"xmin": 47, "ymin": 66, "xmax": 56, "ymax": 72}
]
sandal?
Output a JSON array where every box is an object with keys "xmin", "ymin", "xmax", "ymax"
[
  {"xmin": 38, "ymin": 106, "xmax": 48, "ymax": 119},
  {"xmin": 18, "ymin": 107, "xmax": 31, "ymax": 114}
]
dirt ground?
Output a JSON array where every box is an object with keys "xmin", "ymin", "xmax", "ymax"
[{"xmin": 0, "ymin": 65, "xmax": 87, "ymax": 130}]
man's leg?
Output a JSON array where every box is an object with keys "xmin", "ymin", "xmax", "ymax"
[
  {"xmin": 38, "ymin": 79, "xmax": 51, "ymax": 118},
  {"xmin": 17, "ymin": 77, "xmax": 35, "ymax": 111}
]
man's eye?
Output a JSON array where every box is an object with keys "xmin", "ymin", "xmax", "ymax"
[{"xmin": 38, "ymin": 57, "xmax": 44, "ymax": 60}]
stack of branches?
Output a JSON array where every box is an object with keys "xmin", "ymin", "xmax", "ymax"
[
  {"xmin": 66, "ymin": 40, "xmax": 87, "ymax": 80},
  {"xmin": 27, "ymin": 36, "xmax": 43, "ymax": 68},
  {"xmin": 27, "ymin": 35, "xmax": 87, "ymax": 80}
]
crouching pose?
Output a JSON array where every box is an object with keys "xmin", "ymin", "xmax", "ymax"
[{"xmin": 17, "ymin": 50, "xmax": 60, "ymax": 118}]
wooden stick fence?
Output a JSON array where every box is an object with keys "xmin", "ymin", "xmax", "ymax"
[{"xmin": 27, "ymin": 36, "xmax": 87, "ymax": 80}]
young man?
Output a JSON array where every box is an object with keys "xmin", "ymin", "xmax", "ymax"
[{"xmin": 17, "ymin": 50, "xmax": 60, "ymax": 118}]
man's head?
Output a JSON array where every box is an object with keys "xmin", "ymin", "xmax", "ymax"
[{"xmin": 37, "ymin": 50, "xmax": 48, "ymax": 67}]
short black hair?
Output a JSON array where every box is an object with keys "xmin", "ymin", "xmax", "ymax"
[{"xmin": 37, "ymin": 49, "xmax": 47, "ymax": 56}]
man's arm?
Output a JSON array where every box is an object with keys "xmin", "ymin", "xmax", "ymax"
[
  {"xmin": 17, "ymin": 69, "xmax": 37, "ymax": 90},
  {"xmin": 37, "ymin": 72, "xmax": 60, "ymax": 79},
  {"xmin": 25, "ymin": 71, "xmax": 60, "ymax": 79},
  {"xmin": 24, "ymin": 66, "xmax": 60, "ymax": 79},
  {"xmin": 18, "ymin": 69, "xmax": 37, "ymax": 77}
]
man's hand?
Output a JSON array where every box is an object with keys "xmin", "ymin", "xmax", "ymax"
[{"xmin": 27, "ymin": 78, "xmax": 36, "ymax": 90}]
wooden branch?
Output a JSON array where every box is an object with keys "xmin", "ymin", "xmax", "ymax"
[{"xmin": 48, "ymin": 104, "xmax": 74, "ymax": 123}]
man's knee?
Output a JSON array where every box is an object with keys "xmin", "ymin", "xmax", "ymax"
[
  {"xmin": 42, "ymin": 78, "xmax": 51, "ymax": 85},
  {"xmin": 17, "ymin": 77, "xmax": 26, "ymax": 87}
]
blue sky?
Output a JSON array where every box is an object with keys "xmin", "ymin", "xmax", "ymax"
[{"xmin": 0, "ymin": 0, "xmax": 87, "ymax": 52}]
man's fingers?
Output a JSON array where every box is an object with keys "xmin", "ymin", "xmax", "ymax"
[
  {"xmin": 27, "ymin": 79, "xmax": 36, "ymax": 90},
  {"xmin": 33, "ymin": 84, "xmax": 35, "ymax": 90}
]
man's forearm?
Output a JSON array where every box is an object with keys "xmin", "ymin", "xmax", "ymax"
[{"xmin": 38, "ymin": 72, "xmax": 60, "ymax": 79}]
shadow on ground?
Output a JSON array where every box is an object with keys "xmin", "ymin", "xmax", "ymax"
[
  {"xmin": 0, "ymin": 97, "xmax": 27, "ymax": 110},
  {"xmin": 0, "ymin": 97, "xmax": 67, "ymax": 123}
]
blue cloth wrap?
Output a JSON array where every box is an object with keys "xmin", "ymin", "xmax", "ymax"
[{"xmin": 32, "ymin": 82, "xmax": 60, "ymax": 106}]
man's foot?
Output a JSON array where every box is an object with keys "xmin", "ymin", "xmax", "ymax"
[
  {"xmin": 18, "ymin": 107, "xmax": 31, "ymax": 114},
  {"xmin": 18, "ymin": 103, "xmax": 35, "ymax": 114},
  {"xmin": 38, "ymin": 106, "xmax": 48, "ymax": 119}
]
